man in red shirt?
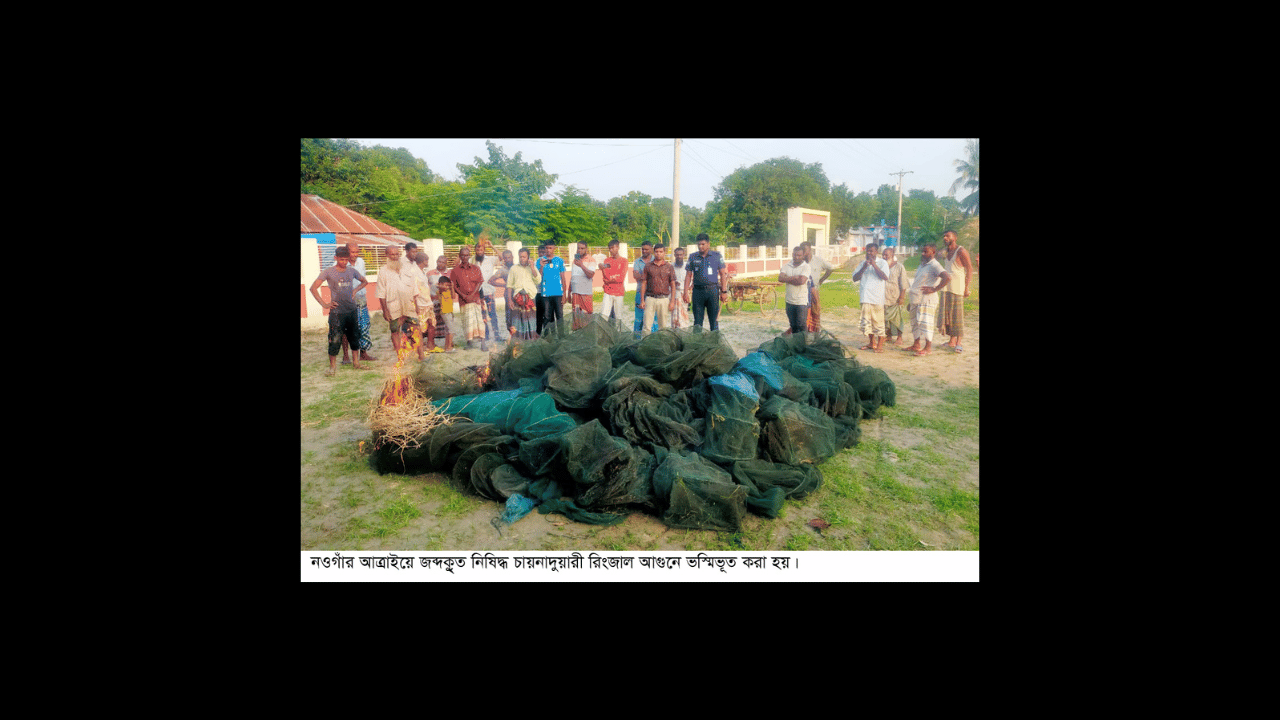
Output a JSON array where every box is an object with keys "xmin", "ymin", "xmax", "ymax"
[
  {"xmin": 639, "ymin": 243, "xmax": 676, "ymax": 336},
  {"xmin": 597, "ymin": 239, "xmax": 629, "ymax": 324},
  {"xmin": 450, "ymin": 244, "xmax": 488, "ymax": 350}
]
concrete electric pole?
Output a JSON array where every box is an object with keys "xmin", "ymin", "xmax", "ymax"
[
  {"xmin": 673, "ymin": 139, "xmax": 681, "ymax": 249},
  {"xmin": 891, "ymin": 170, "xmax": 913, "ymax": 253}
]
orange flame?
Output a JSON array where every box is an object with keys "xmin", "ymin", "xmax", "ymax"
[{"xmin": 381, "ymin": 324, "xmax": 419, "ymax": 407}]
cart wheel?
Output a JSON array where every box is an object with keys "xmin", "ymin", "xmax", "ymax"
[{"xmin": 759, "ymin": 287, "xmax": 777, "ymax": 316}]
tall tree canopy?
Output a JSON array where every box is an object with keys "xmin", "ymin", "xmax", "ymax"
[
  {"xmin": 710, "ymin": 157, "xmax": 831, "ymax": 244},
  {"xmin": 950, "ymin": 138, "xmax": 979, "ymax": 216}
]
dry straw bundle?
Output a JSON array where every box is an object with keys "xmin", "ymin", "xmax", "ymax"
[{"xmin": 366, "ymin": 376, "xmax": 455, "ymax": 454}]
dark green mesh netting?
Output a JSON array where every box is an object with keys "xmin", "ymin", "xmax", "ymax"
[{"xmin": 369, "ymin": 317, "xmax": 895, "ymax": 531}]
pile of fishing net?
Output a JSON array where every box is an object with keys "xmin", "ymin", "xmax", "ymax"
[{"xmin": 368, "ymin": 316, "xmax": 895, "ymax": 532}]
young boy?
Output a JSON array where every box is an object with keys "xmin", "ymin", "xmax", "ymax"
[
  {"xmin": 310, "ymin": 246, "xmax": 369, "ymax": 376},
  {"xmin": 778, "ymin": 245, "xmax": 811, "ymax": 336},
  {"xmin": 851, "ymin": 243, "xmax": 891, "ymax": 352},
  {"xmin": 597, "ymin": 239, "xmax": 629, "ymax": 324}
]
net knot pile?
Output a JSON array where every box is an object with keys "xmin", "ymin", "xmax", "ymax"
[{"xmin": 368, "ymin": 317, "xmax": 895, "ymax": 532}]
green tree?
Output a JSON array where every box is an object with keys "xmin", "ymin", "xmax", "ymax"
[
  {"xmin": 605, "ymin": 191, "xmax": 656, "ymax": 246},
  {"xmin": 873, "ymin": 184, "xmax": 900, "ymax": 226},
  {"xmin": 712, "ymin": 157, "xmax": 831, "ymax": 244},
  {"xmin": 949, "ymin": 138, "xmax": 979, "ymax": 216},
  {"xmin": 455, "ymin": 141, "xmax": 558, "ymax": 243},
  {"xmin": 538, "ymin": 186, "xmax": 609, "ymax": 245},
  {"xmin": 829, "ymin": 183, "xmax": 866, "ymax": 241},
  {"xmin": 377, "ymin": 182, "xmax": 469, "ymax": 242}
]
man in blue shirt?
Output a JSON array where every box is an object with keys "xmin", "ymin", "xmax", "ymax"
[
  {"xmin": 682, "ymin": 233, "xmax": 729, "ymax": 331},
  {"xmin": 535, "ymin": 241, "xmax": 569, "ymax": 333}
]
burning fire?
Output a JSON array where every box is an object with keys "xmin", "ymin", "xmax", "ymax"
[
  {"xmin": 473, "ymin": 362, "xmax": 492, "ymax": 389},
  {"xmin": 380, "ymin": 325, "xmax": 420, "ymax": 407}
]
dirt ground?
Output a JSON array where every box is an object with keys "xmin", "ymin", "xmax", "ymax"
[{"xmin": 301, "ymin": 274, "xmax": 978, "ymax": 552}]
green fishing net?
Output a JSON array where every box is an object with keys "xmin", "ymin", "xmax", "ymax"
[{"xmin": 369, "ymin": 316, "xmax": 895, "ymax": 530}]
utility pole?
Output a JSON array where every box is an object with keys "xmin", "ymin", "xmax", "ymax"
[
  {"xmin": 673, "ymin": 139, "xmax": 681, "ymax": 249},
  {"xmin": 891, "ymin": 170, "xmax": 913, "ymax": 254}
]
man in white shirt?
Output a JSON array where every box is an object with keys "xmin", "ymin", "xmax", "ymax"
[
  {"xmin": 375, "ymin": 245, "xmax": 420, "ymax": 356},
  {"xmin": 570, "ymin": 241, "xmax": 599, "ymax": 329},
  {"xmin": 778, "ymin": 246, "xmax": 811, "ymax": 335},
  {"xmin": 671, "ymin": 246, "xmax": 689, "ymax": 328},
  {"xmin": 475, "ymin": 240, "xmax": 502, "ymax": 346},
  {"xmin": 851, "ymin": 243, "xmax": 891, "ymax": 353},
  {"xmin": 903, "ymin": 243, "xmax": 951, "ymax": 357}
]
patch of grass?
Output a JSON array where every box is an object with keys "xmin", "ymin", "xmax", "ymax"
[
  {"xmin": 892, "ymin": 408, "xmax": 961, "ymax": 436},
  {"xmin": 784, "ymin": 531, "xmax": 812, "ymax": 551},
  {"xmin": 807, "ymin": 431, "xmax": 979, "ymax": 551},
  {"xmin": 862, "ymin": 518, "xmax": 918, "ymax": 550},
  {"xmin": 377, "ymin": 497, "xmax": 423, "ymax": 526},
  {"xmin": 818, "ymin": 455, "xmax": 865, "ymax": 499},
  {"xmin": 339, "ymin": 486, "xmax": 364, "ymax": 508},
  {"xmin": 925, "ymin": 486, "xmax": 979, "ymax": 516},
  {"xmin": 302, "ymin": 389, "xmax": 374, "ymax": 428},
  {"xmin": 941, "ymin": 386, "xmax": 979, "ymax": 416},
  {"xmin": 301, "ymin": 367, "xmax": 387, "ymax": 428},
  {"xmin": 438, "ymin": 490, "xmax": 484, "ymax": 518},
  {"xmin": 340, "ymin": 497, "xmax": 424, "ymax": 545}
]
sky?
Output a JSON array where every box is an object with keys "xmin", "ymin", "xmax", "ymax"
[{"xmin": 350, "ymin": 138, "xmax": 973, "ymax": 212}]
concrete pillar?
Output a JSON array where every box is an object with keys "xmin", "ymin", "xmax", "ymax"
[
  {"xmin": 619, "ymin": 243, "xmax": 633, "ymax": 291},
  {"xmin": 423, "ymin": 238, "xmax": 445, "ymax": 266},
  {"xmin": 301, "ymin": 237, "xmax": 325, "ymax": 330}
]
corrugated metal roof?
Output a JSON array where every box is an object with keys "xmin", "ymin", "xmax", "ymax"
[{"xmin": 300, "ymin": 194, "xmax": 413, "ymax": 245}]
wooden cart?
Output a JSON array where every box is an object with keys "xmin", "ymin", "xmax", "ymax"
[{"xmin": 727, "ymin": 281, "xmax": 779, "ymax": 316}]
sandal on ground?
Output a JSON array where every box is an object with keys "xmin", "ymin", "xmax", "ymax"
[{"xmin": 953, "ymin": 345, "xmax": 964, "ymax": 353}]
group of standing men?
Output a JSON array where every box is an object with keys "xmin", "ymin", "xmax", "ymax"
[
  {"xmin": 310, "ymin": 240, "xmax": 519, "ymax": 374},
  {"xmin": 311, "ymin": 236, "xmax": 722, "ymax": 375},
  {"xmin": 312, "ymin": 231, "xmax": 972, "ymax": 374},
  {"xmin": 845, "ymin": 230, "xmax": 972, "ymax": 356},
  {"xmin": 628, "ymin": 233, "xmax": 730, "ymax": 336}
]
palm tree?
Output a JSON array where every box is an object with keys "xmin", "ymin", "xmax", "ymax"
[{"xmin": 949, "ymin": 139, "xmax": 979, "ymax": 216}]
